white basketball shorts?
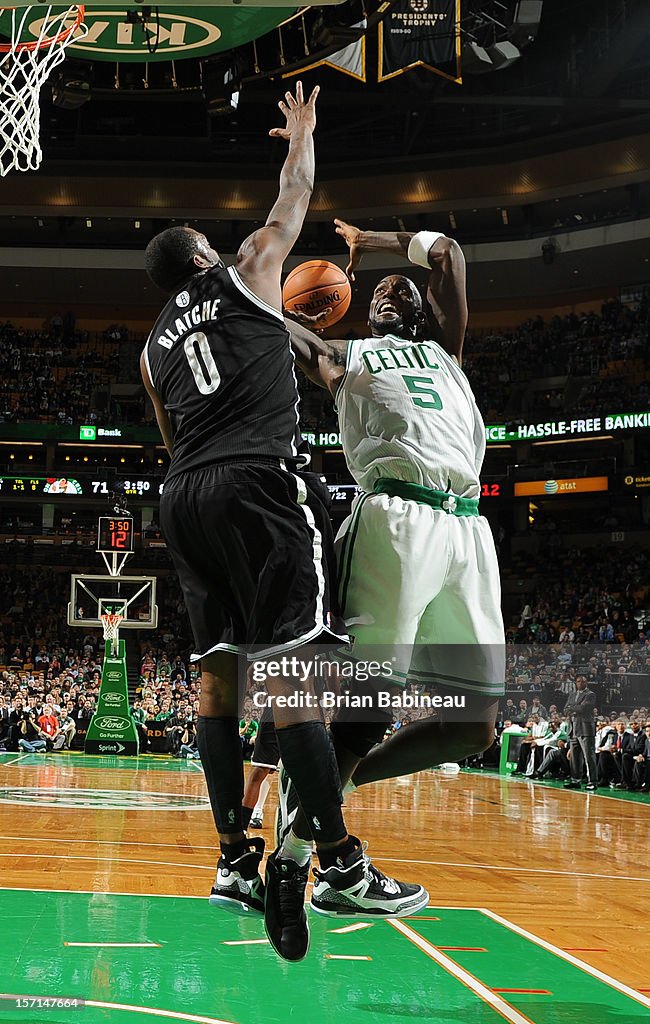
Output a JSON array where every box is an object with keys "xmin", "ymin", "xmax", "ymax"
[{"xmin": 335, "ymin": 491, "xmax": 505, "ymax": 697}]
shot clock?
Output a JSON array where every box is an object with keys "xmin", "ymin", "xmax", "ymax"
[{"xmin": 97, "ymin": 515, "xmax": 135, "ymax": 554}]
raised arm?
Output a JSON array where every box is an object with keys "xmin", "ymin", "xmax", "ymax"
[
  {"xmin": 334, "ymin": 219, "xmax": 468, "ymax": 364},
  {"xmin": 235, "ymin": 82, "xmax": 320, "ymax": 312}
]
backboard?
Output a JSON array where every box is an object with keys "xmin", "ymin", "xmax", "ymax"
[{"xmin": 68, "ymin": 573, "xmax": 158, "ymax": 629}]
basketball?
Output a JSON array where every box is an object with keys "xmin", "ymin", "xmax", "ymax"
[{"xmin": 282, "ymin": 260, "xmax": 351, "ymax": 328}]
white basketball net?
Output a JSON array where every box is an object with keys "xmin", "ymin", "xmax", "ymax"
[
  {"xmin": 101, "ymin": 612, "xmax": 124, "ymax": 655},
  {"xmin": 0, "ymin": 5, "xmax": 87, "ymax": 176}
]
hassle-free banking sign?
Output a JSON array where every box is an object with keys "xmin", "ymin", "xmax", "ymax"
[
  {"xmin": 17, "ymin": 7, "xmax": 295, "ymax": 62},
  {"xmin": 1, "ymin": 411, "xmax": 648, "ymax": 449},
  {"xmin": 302, "ymin": 412, "xmax": 650, "ymax": 448},
  {"xmin": 486, "ymin": 412, "xmax": 650, "ymax": 443}
]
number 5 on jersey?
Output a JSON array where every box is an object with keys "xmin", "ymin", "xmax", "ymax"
[
  {"xmin": 402, "ymin": 374, "xmax": 443, "ymax": 410},
  {"xmin": 185, "ymin": 331, "xmax": 221, "ymax": 395}
]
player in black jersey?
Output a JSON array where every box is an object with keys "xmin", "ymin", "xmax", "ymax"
[{"xmin": 141, "ymin": 83, "xmax": 427, "ymax": 962}]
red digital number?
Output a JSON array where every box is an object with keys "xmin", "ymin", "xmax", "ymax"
[
  {"xmin": 108, "ymin": 519, "xmax": 130, "ymax": 549},
  {"xmin": 481, "ymin": 483, "xmax": 501, "ymax": 497}
]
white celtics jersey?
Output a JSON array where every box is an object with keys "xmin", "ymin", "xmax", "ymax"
[{"xmin": 336, "ymin": 335, "xmax": 486, "ymax": 497}]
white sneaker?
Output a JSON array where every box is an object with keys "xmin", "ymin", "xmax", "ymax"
[
  {"xmin": 209, "ymin": 837, "xmax": 265, "ymax": 915},
  {"xmin": 311, "ymin": 839, "xmax": 428, "ymax": 918}
]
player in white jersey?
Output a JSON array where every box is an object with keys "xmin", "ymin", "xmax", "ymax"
[{"xmin": 284, "ymin": 220, "xmax": 505, "ymax": 800}]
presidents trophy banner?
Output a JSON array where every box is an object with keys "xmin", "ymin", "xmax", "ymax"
[{"xmin": 379, "ymin": 0, "xmax": 461, "ymax": 83}]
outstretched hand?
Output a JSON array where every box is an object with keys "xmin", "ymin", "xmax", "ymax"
[
  {"xmin": 334, "ymin": 217, "xmax": 362, "ymax": 281},
  {"xmin": 284, "ymin": 307, "xmax": 332, "ymax": 334},
  {"xmin": 269, "ymin": 81, "xmax": 320, "ymax": 141}
]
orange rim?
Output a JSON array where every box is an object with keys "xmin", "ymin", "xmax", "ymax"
[{"xmin": 0, "ymin": 4, "xmax": 85, "ymax": 53}]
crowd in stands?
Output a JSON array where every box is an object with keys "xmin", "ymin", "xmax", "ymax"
[
  {"xmin": 508, "ymin": 546, "xmax": 650, "ymax": 646},
  {"xmin": 462, "ymin": 298, "xmax": 650, "ymax": 422},
  {"xmin": 0, "ymin": 318, "xmax": 127, "ymax": 425},
  {"xmin": 1, "ymin": 297, "xmax": 649, "ymax": 429}
]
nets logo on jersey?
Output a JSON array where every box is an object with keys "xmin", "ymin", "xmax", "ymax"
[{"xmin": 176, "ymin": 291, "xmax": 191, "ymax": 308}]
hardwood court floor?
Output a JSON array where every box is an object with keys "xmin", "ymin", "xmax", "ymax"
[{"xmin": 0, "ymin": 753, "xmax": 648, "ymax": 1024}]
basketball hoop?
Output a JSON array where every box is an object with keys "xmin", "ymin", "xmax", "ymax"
[
  {"xmin": 101, "ymin": 611, "xmax": 124, "ymax": 656},
  {"xmin": 0, "ymin": 4, "xmax": 87, "ymax": 175}
]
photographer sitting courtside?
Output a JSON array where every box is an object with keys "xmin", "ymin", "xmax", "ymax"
[{"xmin": 18, "ymin": 708, "xmax": 48, "ymax": 753}]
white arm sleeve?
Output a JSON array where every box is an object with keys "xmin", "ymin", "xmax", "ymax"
[{"xmin": 407, "ymin": 230, "xmax": 446, "ymax": 269}]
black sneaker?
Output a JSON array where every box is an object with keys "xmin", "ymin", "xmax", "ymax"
[
  {"xmin": 209, "ymin": 837, "xmax": 265, "ymax": 916},
  {"xmin": 585, "ymin": 783, "xmax": 597, "ymax": 791},
  {"xmin": 564, "ymin": 780, "xmax": 581, "ymax": 789},
  {"xmin": 249, "ymin": 816, "xmax": 263, "ymax": 829},
  {"xmin": 274, "ymin": 766, "xmax": 300, "ymax": 848},
  {"xmin": 264, "ymin": 850, "xmax": 310, "ymax": 962},
  {"xmin": 311, "ymin": 839, "xmax": 429, "ymax": 918}
]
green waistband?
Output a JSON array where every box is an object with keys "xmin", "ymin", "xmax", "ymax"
[{"xmin": 373, "ymin": 478, "xmax": 479, "ymax": 516}]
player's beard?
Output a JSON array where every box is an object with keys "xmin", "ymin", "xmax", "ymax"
[{"xmin": 369, "ymin": 311, "xmax": 417, "ymax": 340}]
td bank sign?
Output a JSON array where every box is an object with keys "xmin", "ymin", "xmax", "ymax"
[{"xmin": 25, "ymin": 7, "xmax": 295, "ymax": 62}]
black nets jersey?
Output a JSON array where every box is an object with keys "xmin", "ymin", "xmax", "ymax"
[{"xmin": 144, "ymin": 264, "xmax": 302, "ymax": 480}]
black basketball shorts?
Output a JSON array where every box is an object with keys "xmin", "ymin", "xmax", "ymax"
[
  {"xmin": 251, "ymin": 710, "xmax": 280, "ymax": 770},
  {"xmin": 160, "ymin": 460, "xmax": 348, "ymax": 662}
]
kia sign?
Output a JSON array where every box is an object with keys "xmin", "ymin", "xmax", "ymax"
[{"xmin": 19, "ymin": 7, "xmax": 297, "ymax": 62}]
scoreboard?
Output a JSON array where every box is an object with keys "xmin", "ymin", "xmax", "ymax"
[
  {"xmin": 93, "ymin": 478, "xmax": 164, "ymax": 498},
  {"xmin": 0, "ymin": 475, "xmax": 507, "ymax": 502},
  {"xmin": 0, "ymin": 476, "xmax": 164, "ymax": 498},
  {"xmin": 0, "ymin": 476, "xmax": 84, "ymax": 495},
  {"xmin": 97, "ymin": 516, "xmax": 135, "ymax": 553}
]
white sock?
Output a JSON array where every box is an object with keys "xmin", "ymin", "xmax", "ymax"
[
  {"xmin": 279, "ymin": 828, "xmax": 312, "ymax": 867},
  {"xmin": 252, "ymin": 776, "xmax": 271, "ymax": 818}
]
